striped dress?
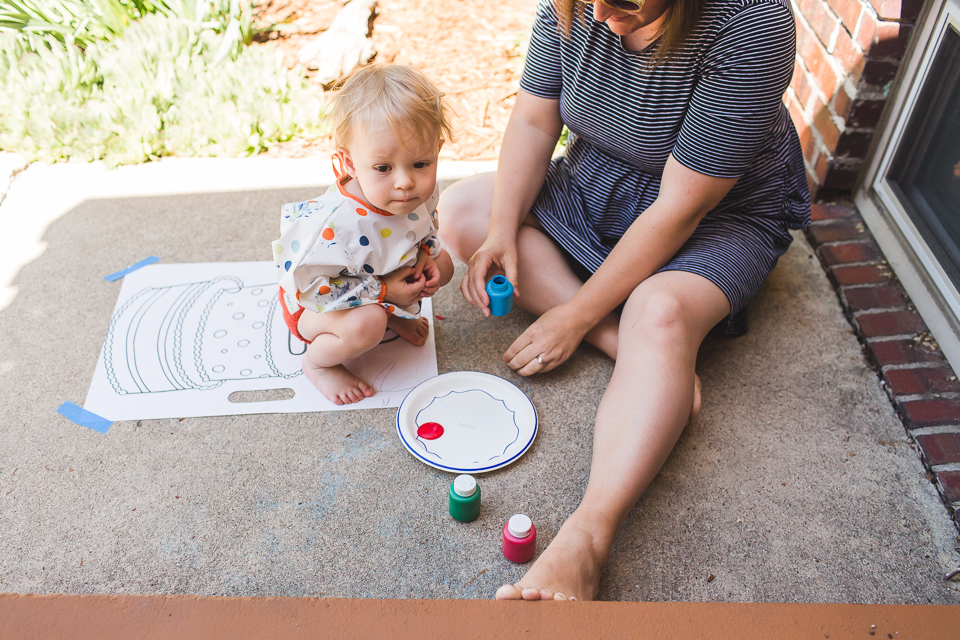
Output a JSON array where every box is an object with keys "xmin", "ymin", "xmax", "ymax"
[{"xmin": 521, "ymin": 0, "xmax": 810, "ymax": 335}]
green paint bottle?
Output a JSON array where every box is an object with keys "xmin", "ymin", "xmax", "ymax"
[{"xmin": 448, "ymin": 474, "xmax": 481, "ymax": 522}]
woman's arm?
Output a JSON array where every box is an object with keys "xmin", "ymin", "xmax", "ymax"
[
  {"xmin": 461, "ymin": 89, "xmax": 564, "ymax": 313},
  {"xmin": 503, "ymin": 154, "xmax": 738, "ymax": 373}
]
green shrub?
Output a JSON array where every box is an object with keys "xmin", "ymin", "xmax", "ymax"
[{"xmin": 0, "ymin": 2, "xmax": 325, "ymax": 165}]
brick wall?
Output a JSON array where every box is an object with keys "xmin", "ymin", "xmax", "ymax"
[{"xmin": 786, "ymin": 0, "xmax": 925, "ymax": 199}]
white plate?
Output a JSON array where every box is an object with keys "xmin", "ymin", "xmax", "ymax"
[{"xmin": 396, "ymin": 371, "xmax": 538, "ymax": 473}]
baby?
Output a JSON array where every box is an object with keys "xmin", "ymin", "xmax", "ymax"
[{"xmin": 273, "ymin": 64, "xmax": 455, "ymax": 405}]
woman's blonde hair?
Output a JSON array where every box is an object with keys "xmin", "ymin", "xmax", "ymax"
[
  {"xmin": 330, "ymin": 64, "xmax": 453, "ymax": 150},
  {"xmin": 556, "ymin": 0, "xmax": 702, "ymax": 64}
]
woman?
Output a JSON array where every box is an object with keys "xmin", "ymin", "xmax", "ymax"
[{"xmin": 440, "ymin": 0, "xmax": 809, "ymax": 600}]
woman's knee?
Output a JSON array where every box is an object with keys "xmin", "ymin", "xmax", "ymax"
[
  {"xmin": 437, "ymin": 173, "xmax": 495, "ymax": 261},
  {"xmin": 620, "ymin": 287, "xmax": 693, "ymax": 345},
  {"xmin": 619, "ymin": 274, "xmax": 729, "ymax": 348}
]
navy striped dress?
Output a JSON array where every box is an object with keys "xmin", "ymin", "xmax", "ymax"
[{"xmin": 521, "ymin": 0, "xmax": 810, "ymax": 335}]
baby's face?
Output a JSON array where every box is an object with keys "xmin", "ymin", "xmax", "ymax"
[{"xmin": 341, "ymin": 122, "xmax": 441, "ymax": 216}]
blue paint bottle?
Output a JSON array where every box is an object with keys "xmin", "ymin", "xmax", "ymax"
[{"xmin": 485, "ymin": 275, "xmax": 513, "ymax": 316}]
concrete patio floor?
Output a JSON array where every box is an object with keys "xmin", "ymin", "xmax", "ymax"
[{"xmin": 0, "ymin": 157, "xmax": 958, "ymax": 604}]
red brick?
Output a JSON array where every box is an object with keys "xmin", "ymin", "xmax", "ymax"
[
  {"xmin": 868, "ymin": 338, "xmax": 944, "ymax": 367},
  {"xmin": 916, "ymin": 433, "xmax": 960, "ymax": 465},
  {"xmin": 831, "ymin": 263, "xmax": 893, "ymax": 285},
  {"xmin": 814, "ymin": 107, "xmax": 842, "ymax": 151},
  {"xmin": 856, "ymin": 9, "xmax": 879, "ymax": 51},
  {"xmin": 861, "ymin": 59, "xmax": 899, "ymax": 85},
  {"xmin": 792, "ymin": 62, "xmax": 814, "ymax": 108},
  {"xmin": 819, "ymin": 240, "xmax": 881, "ymax": 265},
  {"xmin": 799, "ymin": 122, "xmax": 818, "ymax": 163},
  {"xmin": 937, "ymin": 470, "xmax": 960, "ymax": 503},
  {"xmin": 833, "ymin": 85, "xmax": 854, "ymax": 121},
  {"xmin": 815, "ymin": 150, "xmax": 830, "ymax": 184},
  {"xmin": 822, "ymin": 163, "xmax": 861, "ymax": 191},
  {"xmin": 901, "ymin": 0, "xmax": 923, "ymax": 20},
  {"xmin": 856, "ymin": 309, "xmax": 927, "ymax": 337},
  {"xmin": 871, "ymin": 22, "xmax": 913, "ymax": 58},
  {"xmin": 808, "ymin": 218, "xmax": 867, "ymax": 243},
  {"xmin": 826, "ymin": 0, "xmax": 864, "ymax": 33},
  {"xmin": 867, "ymin": 0, "xmax": 923, "ymax": 20},
  {"xmin": 833, "ymin": 28, "xmax": 865, "ymax": 74},
  {"xmin": 899, "ymin": 398, "xmax": 960, "ymax": 428},
  {"xmin": 810, "ymin": 202, "xmax": 858, "ymax": 220},
  {"xmin": 814, "ymin": 58, "xmax": 840, "ymax": 100},
  {"xmin": 842, "ymin": 283, "xmax": 906, "ymax": 311},
  {"xmin": 799, "ymin": 0, "xmax": 841, "ymax": 48},
  {"xmin": 835, "ymin": 131, "xmax": 874, "ymax": 158},
  {"xmin": 848, "ymin": 99, "xmax": 887, "ymax": 127},
  {"xmin": 884, "ymin": 365, "xmax": 960, "ymax": 395},
  {"xmin": 799, "ymin": 30, "xmax": 839, "ymax": 98},
  {"xmin": 786, "ymin": 92, "xmax": 807, "ymax": 131},
  {"xmin": 806, "ymin": 168, "xmax": 819, "ymax": 196}
]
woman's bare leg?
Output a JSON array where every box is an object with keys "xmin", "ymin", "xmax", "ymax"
[
  {"xmin": 442, "ymin": 175, "xmax": 725, "ymax": 600},
  {"xmin": 495, "ymin": 271, "xmax": 730, "ymax": 600}
]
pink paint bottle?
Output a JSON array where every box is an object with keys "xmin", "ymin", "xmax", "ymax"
[{"xmin": 502, "ymin": 514, "xmax": 536, "ymax": 563}]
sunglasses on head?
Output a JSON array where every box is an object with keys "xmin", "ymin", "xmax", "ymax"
[{"xmin": 578, "ymin": 0, "xmax": 646, "ymax": 14}]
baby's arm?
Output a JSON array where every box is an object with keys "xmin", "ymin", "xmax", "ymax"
[{"xmin": 380, "ymin": 266, "xmax": 427, "ymax": 308}]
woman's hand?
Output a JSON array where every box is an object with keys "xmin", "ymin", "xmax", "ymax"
[
  {"xmin": 503, "ymin": 302, "xmax": 591, "ymax": 376},
  {"xmin": 381, "ymin": 267, "xmax": 425, "ymax": 308},
  {"xmin": 461, "ymin": 235, "xmax": 519, "ymax": 317}
]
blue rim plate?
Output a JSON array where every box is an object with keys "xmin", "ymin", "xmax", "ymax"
[{"xmin": 396, "ymin": 371, "xmax": 538, "ymax": 473}]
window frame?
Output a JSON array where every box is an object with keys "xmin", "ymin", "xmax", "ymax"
[{"xmin": 855, "ymin": 0, "xmax": 960, "ymax": 369}]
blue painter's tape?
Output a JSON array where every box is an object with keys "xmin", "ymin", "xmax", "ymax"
[
  {"xmin": 57, "ymin": 402, "xmax": 112, "ymax": 433},
  {"xmin": 104, "ymin": 256, "xmax": 160, "ymax": 282}
]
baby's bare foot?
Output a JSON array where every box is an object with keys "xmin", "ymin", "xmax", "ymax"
[
  {"xmin": 494, "ymin": 516, "xmax": 606, "ymax": 602},
  {"xmin": 303, "ymin": 361, "xmax": 374, "ymax": 405},
  {"xmin": 387, "ymin": 315, "xmax": 430, "ymax": 347}
]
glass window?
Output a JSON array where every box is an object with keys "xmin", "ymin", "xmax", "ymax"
[{"xmin": 888, "ymin": 25, "xmax": 960, "ymax": 286}]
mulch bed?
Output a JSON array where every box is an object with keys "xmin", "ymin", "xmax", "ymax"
[{"xmin": 253, "ymin": 0, "xmax": 535, "ymax": 161}]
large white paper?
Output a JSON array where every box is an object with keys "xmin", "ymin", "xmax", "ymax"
[{"xmin": 84, "ymin": 262, "xmax": 438, "ymax": 420}]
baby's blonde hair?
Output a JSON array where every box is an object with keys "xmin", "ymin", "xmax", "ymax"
[{"xmin": 330, "ymin": 64, "xmax": 453, "ymax": 150}]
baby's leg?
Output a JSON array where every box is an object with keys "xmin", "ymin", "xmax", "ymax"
[
  {"xmin": 387, "ymin": 315, "xmax": 430, "ymax": 346},
  {"xmin": 298, "ymin": 305, "xmax": 388, "ymax": 405}
]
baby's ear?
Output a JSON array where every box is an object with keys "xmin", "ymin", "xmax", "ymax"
[{"xmin": 338, "ymin": 148, "xmax": 357, "ymax": 177}]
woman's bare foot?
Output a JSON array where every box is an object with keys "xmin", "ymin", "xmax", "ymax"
[
  {"xmin": 494, "ymin": 515, "xmax": 608, "ymax": 602},
  {"xmin": 303, "ymin": 360, "xmax": 374, "ymax": 405},
  {"xmin": 690, "ymin": 374, "xmax": 702, "ymax": 421},
  {"xmin": 387, "ymin": 315, "xmax": 430, "ymax": 346}
]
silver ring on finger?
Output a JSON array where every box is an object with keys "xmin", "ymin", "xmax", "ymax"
[{"xmin": 536, "ymin": 354, "xmax": 545, "ymax": 365}]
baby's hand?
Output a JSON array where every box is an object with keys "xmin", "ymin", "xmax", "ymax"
[
  {"xmin": 382, "ymin": 266, "xmax": 425, "ymax": 308},
  {"xmin": 419, "ymin": 256, "xmax": 442, "ymax": 298},
  {"xmin": 411, "ymin": 249, "xmax": 431, "ymax": 281}
]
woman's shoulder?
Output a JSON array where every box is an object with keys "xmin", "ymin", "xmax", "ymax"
[{"xmin": 699, "ymin": 0, "xmax": 795, "ymax": 28}]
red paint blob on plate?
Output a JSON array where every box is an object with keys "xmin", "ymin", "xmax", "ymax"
[{"xmin": 417, "ymin": 422, "xmax": 444, "ymax": 440}]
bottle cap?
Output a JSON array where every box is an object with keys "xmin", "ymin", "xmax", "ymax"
[
  {"xmin": 488, "ymin": 275, "xmax": 511, "ymax": 293},
  {"xmin": 453, "ymin": 474, "xmax": 477, "ymax": 497},
  {"xmin": 507, "ymin": 513, "xmax": 532, "ymax": 538}
]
